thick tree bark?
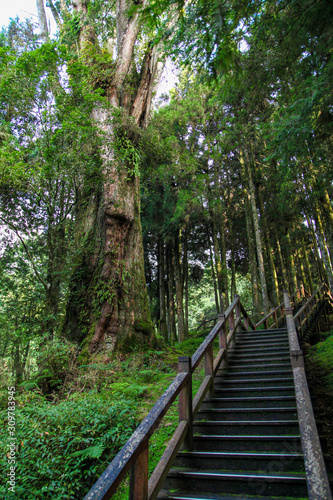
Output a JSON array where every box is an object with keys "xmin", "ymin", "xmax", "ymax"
[{"xmin": 63, "ymin": 0, "xmax": 162, "ymax": 353}]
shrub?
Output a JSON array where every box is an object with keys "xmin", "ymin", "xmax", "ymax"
[{"xmin": 1, "ymin": 394, "xmax": 137, "ymax": 499}]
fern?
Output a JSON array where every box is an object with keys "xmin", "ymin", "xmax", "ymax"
[{"xmin": 71, "ymin": 444, "xmax": 105, "ymax": 459}]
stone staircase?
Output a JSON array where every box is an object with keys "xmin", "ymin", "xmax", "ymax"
[{"xmin": 158, "ymin": 327, "xmax": 313, "ymax": 499}]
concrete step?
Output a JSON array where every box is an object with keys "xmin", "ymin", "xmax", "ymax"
[
  {"xmin": 234, "ymin": 338, "xmax": 289, "ymax": 346},
  {"xmin": 162, "ymin": 469, "xmax": 307, "ymax": 498},
  {"xmin": 214, "ymin": 377, "xmax": 294, "ymax": 388},
  {"xmin": 215, "ymin": 369, "xmax": 293, "ymax": 379},
  {"xmin": 158, "ymin": 493, "xmax": 304, "ymax": 500},
  {"xmin": 228, "ymin": 346, "xmax": 290, "ymax": 355},
  {"xmin": 222, "ymin": 362, "xmax": 292, "ymax": 371},
  {"xmin": 174, "ymin": 450, "xmax": 305, "ymax": 473},
  {"xmin": 196, "ymin": 407, "xmax": 298, "ymax": 422},
  {"xmin": 201, "ymin": 396, "xmax": 297, "ymax": 409},
  {"xmin": 192, "ymin": 434, "xmax": 302, "ymax": 453},
  {"xmin": 213, "ymin": 387, "xmax": 295, "ymax": 398},
  {"xmin": 227, "ymin": 356, "xmax": 291, "ymax": 365},
  {"xmin": 193, "ymin": 420, "xmax": 300, "ymax": 436}
]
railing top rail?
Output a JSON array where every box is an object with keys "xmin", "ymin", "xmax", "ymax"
[
  {"xmin": 255, "ymin": 302, "xmax": 284, "ymax": 328},
  {"xmin": 293, "ymin": 283, "xmax": 326, "ymax": 321},
  {"xmin": 83, "ymin": 371, "xmax": 188, "ymax": 500},
  {"xmin": 191, "ymin": 320, "xmax": 222, "ymax": 371}
]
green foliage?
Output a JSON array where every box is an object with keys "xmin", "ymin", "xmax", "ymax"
[
  {"xmin": 0, "ymin": 394, "xmax": 137, "ymax": 499},
  {"xmin": 309, "ymin": 332, "xmax": 333, "ymax": 389},
  {"xmin": 35, "ymin": 338, "xmax": 77, "ymax": 393}
]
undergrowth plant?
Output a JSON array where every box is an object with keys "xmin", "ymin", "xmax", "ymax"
[{"xmin": 1, "ymin": 393, "xmax": 137, "ymax": 500}]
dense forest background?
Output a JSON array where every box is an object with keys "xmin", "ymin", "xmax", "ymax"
[{"xmin": 1, "ymin": 0, "xmax": 333, "ymax": 498}]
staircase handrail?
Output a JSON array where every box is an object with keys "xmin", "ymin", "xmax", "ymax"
[
  {"xmin": 255, "ymin": 286, "xmax": 309, "ymax": 330},
  {"xmin": 83, "ymin": 295, "xmax": 254, "ymax": 500},
  {"xmin": 284, "ymin": 290, "xmax": 332, "ymax": 499},
  {"xmin": 293, "ymin": 283, "xmax": 328, "ymax": 335}
]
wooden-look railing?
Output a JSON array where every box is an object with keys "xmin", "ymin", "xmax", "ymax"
[
  {"xmin": 83, "ymin": 295, "xmax": 255, "ymax": 500},
  {"xmin": 197, "ymin": 287, "xmax": 307, "ymax": 333},
  {"xmin": 293, "ymin": 282, "xmax": 332, "ymax": 338},
  {"xmin": 284, "ymin": 288, "xmax": 332, "ymax": 500}
]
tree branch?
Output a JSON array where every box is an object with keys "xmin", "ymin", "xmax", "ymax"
[{"xmin": 0, "ymin": 216, "xmax": 48, "ymax": 291}]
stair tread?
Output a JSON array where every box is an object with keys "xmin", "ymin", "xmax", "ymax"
[
  {"xmin": 178, "ymin": 451, "xmax": 304, "ymax": 458},
  {"xmin": 194, "ymin": 420, "xmax": 299, "ymax": 425},
  {"xmin": 215, "ymin": 386, "xmax": 295, "ymax": 391},
  {"xmin": 194, "ymin": 434, "xmax": 301, "ymax": 439},
  {"xmin": 168, "ymin": 469, "xmax": 306, "ymax": 480},
  {"xmin": 205, "ymin": 396, "xmax": 296, "ymax": 401},
  {"xmin": 158, "ymin": 494, "xmax": 303, "ymax": 500},
  {"xmin": 199, "ymin": 407, "xmax": 297, "ymax": 412},
  {"xmin": 214, "ymin": 378, "xmax": 294, "ymax": 383}
]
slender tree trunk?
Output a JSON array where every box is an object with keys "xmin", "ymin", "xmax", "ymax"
[
  {"xmin": 244, "ymin": 200, "xmax": 260, "ymax": 318},
  {"xmin": 158, "ymin": 237, "xmax": 167, "ymax": 340},
  {"xmin": 218, "ymin": 216, "xmax": 229, "ymax": 308},
  {"xmin": 307, "ymin": 217, "xmax": 327, "ymax": 284},
  {"xmin": 275, "ymin": 232, "xmax": 289, "ymax": 292},
  {"xmin": 183, "ymin": 231, "xmax": 189, "ymax": 338},
  {"xmin": 314, "ymin": 205, "xmax": 333, "ymax": 289},
  {"xmin": 302, "ymin": 240, "xmax": 314, "ymax": 294},
  {"xmin": 215, "ymin": 162, "xmax": 229, "ymax": 308},
  {"xmin": 286, "ymin": 232, "xmax": 298, "ymax": 292},
  {"xmin": 257, "ymin": 184, "xmax": 279, "ymax": 305},
  {"xmin": 36, "ymin": 0, "xmax": 49, "ymax": 40},
  {"xmin": 241, "ymin": 150, "xmax": 269, "ymax": 314},
  {"xmin": 297, "ymin": 248, "xmax": 308, "ymax": 293},
  {"xmin": 210, "ymin": 215, "xmax": 225, "ymax": 312},
  {"xmin": 174, "ymin": 231, "xmax": 185, "ymax": 342},
  {"xmin": 166, "ymin": 242, "xmax": 176, "ymax": 344},
  {"xmin": 209, "ymin": 242, "xmax": 220, "ymax": 313}
]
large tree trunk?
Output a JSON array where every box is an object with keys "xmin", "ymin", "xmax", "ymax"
[{"xmin": 63, "ymin": 0, "xmax": 163, "ymax": 353}]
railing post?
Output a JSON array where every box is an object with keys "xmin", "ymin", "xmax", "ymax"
[
  {"xmin": 178, "ymin": 356, "xmax": 193, "ymax": 450},
  {"xmin": 300, "ymin": 283, "xmax": 305, "ymax": 299},
  {"xmin": 205, "ymin": 344, "xmax": 214, "ymax": 398},
  {"xmin": 229, "ymin": 308, "xmax": 235, "ymax": 333},
  {"xmin": 129, "ymin": 440, "xmax": 149, "ymax": 500},
  {"xmin": 274, "ymin": 309, "xmax": 278, "ymax": 328},
  {"xmin": 235, "ymin": 296, "xmax": 241, "ymax": 332},
  {"xmin": 218, "ymin": 314, "xmax": 227, "ymax": 348},
  {"xmin": 283, "ymin": 290, "xmax": 332, "ymax": 500}
]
